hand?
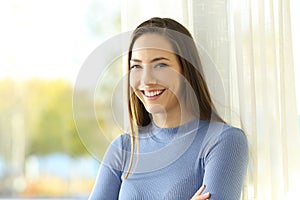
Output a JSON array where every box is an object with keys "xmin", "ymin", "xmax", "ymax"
[{"xmin": 190, "ymin": 185, "xmax": 211, "ymax": 200}]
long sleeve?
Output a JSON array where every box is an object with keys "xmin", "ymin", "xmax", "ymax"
[
  {"xmin": 88, "ymin": 121, "xmax": 248, "ymax": 199},
  {"xmin": 89, "ymin": 135, "xmax": 127, "ymax": 200},
  {"xmin": 202, "ymin": 127, "xmax": 249, "ymax": 200},
  {"xmin": 88, "ymin": 164, "xmax": 122, "ymax": 200}
]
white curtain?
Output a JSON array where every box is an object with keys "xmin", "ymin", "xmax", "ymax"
[
  {"xmin": 191, "ymin": 0, "xmax": 300, "ymax": 199},
  {"xmin": 121, "ymin": 0, "xmax": 300, "ymax": 199}
]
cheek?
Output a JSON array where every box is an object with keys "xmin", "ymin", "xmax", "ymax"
[
  {"xmin": 158, "ymin": 70, "xmax": 182, "ymax": 89},
  {"xmin": 129, "ymin": 72, "xmax": 140, "ymax": 89}
]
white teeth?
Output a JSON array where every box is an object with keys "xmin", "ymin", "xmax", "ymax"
[{"xmin": 144, "ymin": 90, "xmax": 163, "ymax": 97}]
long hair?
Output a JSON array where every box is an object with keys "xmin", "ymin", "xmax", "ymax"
[{"xmin": 125, "ymin": 17, "xmax": 224, "ymax": 178}]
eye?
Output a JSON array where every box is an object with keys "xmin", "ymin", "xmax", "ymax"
[
  {"xmin": 130, "ymin": 64, "xmax": 142, "ymax": 70},
  {"xmin": 155, "ymin": 63, "xmax": 168, "ymax": 68}
]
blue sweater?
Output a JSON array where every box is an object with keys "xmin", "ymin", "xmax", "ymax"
[{"xmin": 89, "ymin": 119, "xmax": 248, "ymax": 200}]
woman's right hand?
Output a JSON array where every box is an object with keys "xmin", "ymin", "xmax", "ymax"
[{"xmin": 190, "ymin": 185, "xmax": 211, "ymax": 200}]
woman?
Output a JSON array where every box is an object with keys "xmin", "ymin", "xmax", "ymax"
[{"xmin": 89, "ymin": 17, "xmax": 248, "ymax": 200}]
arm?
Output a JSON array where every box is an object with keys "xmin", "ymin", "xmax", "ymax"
[
  {"xmin": 89, "ymin": 135, "xmax": 126, "ymax": 200},
  {"xmin": 88, "ymin": 164, "xmax": 122, "ymax": 200},
  {"xmin": 201, "ymin": 128, "xmax": 249, "ymax": 200}
]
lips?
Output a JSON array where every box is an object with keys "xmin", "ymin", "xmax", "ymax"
[{"xmin": 141, "ymin": 89, "xmax": 165, "ymax": 99}]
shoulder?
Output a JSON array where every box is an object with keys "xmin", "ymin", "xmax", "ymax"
[
  {"xmin": 101, "ymin": 133, "xmax": 131, "ymax": 170},
  {"xmin": 200, "ymin": 122, "xmax": 248, "ymax": 159},
  {"xmin": 110, "ymin": 133, "xmax": 131, "ymax": 151},
  {"xmin": 219, "ymin": 124, "xmax": 248, "ymax": 145},
  {"xmin": 203, "ymin": 122, "xmax": 247, "ymax": 144},
  {"xmin": 218, "ymin": 125, "xmax": 248, "ymax": 156}
]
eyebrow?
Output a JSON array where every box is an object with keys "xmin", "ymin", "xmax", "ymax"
[{"xmin": 130, "ymin": 57, "xmax": 170, "ymax": 63}]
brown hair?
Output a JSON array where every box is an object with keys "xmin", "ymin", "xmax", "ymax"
[{"xmin": 125, "ymin": 17, "xmax": 224, "ymax": 178}]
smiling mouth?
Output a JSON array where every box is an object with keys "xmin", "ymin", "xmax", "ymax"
[{"xmin": 142, "ymin": 89, "xmax": 165, "ymax": 97}]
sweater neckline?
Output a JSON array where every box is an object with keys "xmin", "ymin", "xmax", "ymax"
[{"xmin": 139, "ymin": 118, "xmax": 206, "ymax": 142}]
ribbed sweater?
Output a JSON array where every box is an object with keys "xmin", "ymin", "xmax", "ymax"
[{"xmin": 89, "ymin": 119, "xmax": 248, "ymax": 200}]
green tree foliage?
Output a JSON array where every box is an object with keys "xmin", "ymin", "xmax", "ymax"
[{"xmin": 0, "ymin": 79, "xmax": 89, "ymax": 158}]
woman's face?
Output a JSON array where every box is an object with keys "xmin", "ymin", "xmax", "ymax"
[{"xmin": 129, "ymin": 33, "xmax": 184, "ymax": 115}]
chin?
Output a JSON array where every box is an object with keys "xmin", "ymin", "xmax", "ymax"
[{"xmin": 145, "ymin": 104, "xmax": 166, "ymax": 115}]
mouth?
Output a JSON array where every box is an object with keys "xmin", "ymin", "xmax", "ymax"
[{"xmin": 141, "ymin": 89, "xmax": 165, "ymax": 98}]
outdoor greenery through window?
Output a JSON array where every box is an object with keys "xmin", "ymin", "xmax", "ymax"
[{"xmin": 0, "ymin": 0, "xmax": 121, "ymax": 198}]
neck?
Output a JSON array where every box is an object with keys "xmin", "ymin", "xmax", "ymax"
[{"xmin": 152, "ymin": 108, "xmax": 196, "ymax": 128}]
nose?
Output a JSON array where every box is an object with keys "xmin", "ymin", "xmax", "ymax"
[{"xmin": 141, "ymin": 66, "xmax": 157, "ymax": 85}]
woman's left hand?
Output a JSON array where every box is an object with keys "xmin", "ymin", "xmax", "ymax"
[{"xmin": 190, "ymin": 185, "xmax": 211, "ymax": 200}]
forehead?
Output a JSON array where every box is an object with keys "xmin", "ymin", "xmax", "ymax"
[{"xmin": 132, "ymin": 33, "xmax": 174, "ymax": 53}]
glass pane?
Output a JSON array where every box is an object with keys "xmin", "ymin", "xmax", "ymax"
[{"xmin": 0, "ymin": 0, "xmax": 121, "ymax": 198}]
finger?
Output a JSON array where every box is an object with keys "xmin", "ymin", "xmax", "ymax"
[
  {"xmin": 192, "ymin": 192, "xmax": 211, "ymax": 200},
  {"xmin": 201, "ymin": 192, "xmax": 211, "ymax": 198},
  {"xmin": 195, "ymin": 185, "xmax": 206, "ymax": 195},
  {"xmin": 192, "ymin": 185, "xmax": 206, "ymax": 199}
]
